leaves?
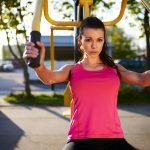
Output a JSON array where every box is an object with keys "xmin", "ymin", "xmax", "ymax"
[
  {"xmin": 62, "ymin": 2, "xmax": 73, "ymax": 9},
  {"xmin": 16, "ymin": 29, "xmax": 25, "ymax": 34},
  {"xmin": 107, "ymin": 26, "xmax": 137, "ymax": 59},
  {"xmin": 50, "ymin": 0, "xmax": 116, "ymax": 19},
  {"xmin": 0, "ymin": 0, "xmax": 33, "ymax": 96},
  {"xmin": 0, "ymin": 0, "xmax": 33, "ymax": 36},
  {"xmin": 127, "ymin": 0, "xmax": 150, "ymax": 70}
]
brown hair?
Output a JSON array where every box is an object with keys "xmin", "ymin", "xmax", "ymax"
[{"xmin": 77, "ymin": 16, "xmax": 120, "ymax": 77}]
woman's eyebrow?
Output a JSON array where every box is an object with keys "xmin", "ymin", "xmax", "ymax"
[
  {"xmin": 97, "ymin": 37, "xmax": 104, "ymax": 38},
  {"xmin": 83, "ymin": 36, "xmax": 104, "ymax": 38},
  {"xmin": 84, "ymin": 36, "xmax": 104, "ymax": 38},
  {"xmin": 83, "ymin": 36, "xmax": 92, "ymax": 38}
]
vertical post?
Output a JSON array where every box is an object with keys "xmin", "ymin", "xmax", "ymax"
[
  {"xmin": 73, "ymin": 0, "xmax": 80, "ymax": 62},
  {"xmin": 83, "ymin": 2, "xmax": 90, "ymax": 18},
  {"xmin": 73, "ymin": 0, "xmax": 84, "ymax": 62},
  {"xmin": 28, "ymin": 0, "xmax": 43, "ymax": 68},
  {"xmin": 50, "ymin": 28, "xmax": 55, "ymax": 91}
]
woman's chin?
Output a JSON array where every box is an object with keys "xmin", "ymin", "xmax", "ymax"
[{"xmin": 89, "ymin": 55, "xmax": 99, "ymax": 58}]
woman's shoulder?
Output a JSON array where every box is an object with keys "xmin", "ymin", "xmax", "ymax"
[
  {"xmin": 61, "ymin": 62, "xmax": 81, "ymax": 74},
  {"xmin": 63, "ymin": 62, "xmax": 80, "ymax": 69},
  {"xmin": 59, "ymin": 64, "xmax": 73, "ymax": 71}
]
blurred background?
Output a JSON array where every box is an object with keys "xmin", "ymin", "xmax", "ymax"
[{"xmin": 0, "ymin": 0, "xmax": 149, "ymax": 101}]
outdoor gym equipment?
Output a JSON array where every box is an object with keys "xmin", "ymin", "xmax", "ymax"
[
  {"xmin": 29, "ymin": 0, "xmax": 150, "ymax": 117},
  {"xmin": 28, "ymin": 0, "xmax": 150, "ymax": 68}
]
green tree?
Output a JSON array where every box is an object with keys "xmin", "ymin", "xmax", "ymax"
[
  {"xmin": 106, "ymin": 26, "xmax": 137, "ymax": 59},
  {"xmin": 0, "ymin": 0, "xmax": 33, "ymax": 97},
  {"xmin": 127, "ymin": 0, "xmax": 150, "ymax": 68},
  {"xmin": 50, "ymin": 0, "xmax": 115, "ymax": 20}
]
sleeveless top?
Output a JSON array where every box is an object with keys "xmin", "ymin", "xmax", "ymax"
[{"xmin": 68, "ymin": 62, "xmax": 124, "ymax": 140}]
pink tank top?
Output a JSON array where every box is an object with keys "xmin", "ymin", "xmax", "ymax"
[{"xmin": 68, "ymin": 62, "xmax": 124, "ymax": 140}]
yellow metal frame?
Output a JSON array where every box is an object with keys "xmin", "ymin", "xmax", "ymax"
[
  {"xmin": 79, "ymin": 0, "xmax": 93, "ymax": 18},
  {"xmin": 43, "ymin": 0, "xmax": 128, "ymax": 26},
  {"xmin": 50, "ymin": 26, "xmax": 74, "ymax": 118},
  {"xmin": 104, "ymin": 0, "xmax": 128, "ymax": 26},
  {"xmin": 32, "ymin": 0, "xmax": 149, "ymax": 32},
  {"xmin": 44, "ymin": 0, "xmax": 80, "ymax": 26},
  {"xmin": 50, "ymin": 26, "xmax": 74, "ymax": 71},
  {"xmin": 31, "ymin": 0, "xmax": 43, "ymax": 31},
  {"xmin": 32, "ymin": 0, "xmax": 149, "ymax": 118}
]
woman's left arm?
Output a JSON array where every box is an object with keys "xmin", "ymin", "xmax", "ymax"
[{"xmin": 117, "ymin": 64, "xmax": 150, "ymax": 87}]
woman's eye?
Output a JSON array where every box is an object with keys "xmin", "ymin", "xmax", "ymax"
[
  {"xmin": 98, "ymin": 39, "xmax": 103, "ymax": 42},
  {"xmin": 85, "ymin": 39, "xmax": 91, "ymax": 42}
]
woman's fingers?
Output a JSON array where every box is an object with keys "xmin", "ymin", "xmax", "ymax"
[
  {"xmin": 23, "ymin": 49, "xmax": 38, "ymax": 58},
  {"xmin": 25, "ymin": 41, "xmax": 35, "ymax": 47},
  {"xmin": 23, "ymin": 46, "xmax": 38, "ymax": 58},
  {"xmin": 36, "ymin": 41, "xmax": 44, "ymax": 48},
  {"xmin": 23, "ymin": 41, "xmax": 46, "ymax": 65},
  {"xmin": 36, "ymin": 41, "xmax": 45, "ymax": 65},
  {"xmin": 23, "ymin": 43, "xmax": 37, "ymax": 64}
]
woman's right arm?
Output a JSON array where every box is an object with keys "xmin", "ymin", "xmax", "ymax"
[{"xmin": 23, "ymin": 41, "xmax": 72, "ymax": 85}]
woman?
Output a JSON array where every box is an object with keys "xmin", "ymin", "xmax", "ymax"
[{"xmin": 23, "ymin": 17, "xmax": 150, "ymax": 150}]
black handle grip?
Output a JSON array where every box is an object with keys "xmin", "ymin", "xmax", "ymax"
[{"xmin": 27, "ymin": 31, "xmax": 41, "ymax": 68}]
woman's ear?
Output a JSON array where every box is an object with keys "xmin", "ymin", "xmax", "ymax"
[
  {"xmin": 78, "ymin": 37, "xmax": 84, "ymax": 52},
  {"xmin": 77, "ymin": 35, "xmax": 82, "ymax": 46}
]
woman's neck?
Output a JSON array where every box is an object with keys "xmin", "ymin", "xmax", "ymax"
[{"xmin": 81, "ymin": 55, "xmax": 103, "ymax": 66}]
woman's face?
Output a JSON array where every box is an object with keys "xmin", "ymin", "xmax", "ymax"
[{"xmin": 80, "ymin": 28, "xmax": 105, "ymax": 58}]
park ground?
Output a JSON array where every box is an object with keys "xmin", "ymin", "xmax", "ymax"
[{"xmin": 0, "ymin": 69, "xmax": 150, "ymax": 150}]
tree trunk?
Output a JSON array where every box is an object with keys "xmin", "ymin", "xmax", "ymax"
[
  {"xmin": 16, "ymin": 35, "xmax": 32, "ymax": 97},
  {"xmin": 6, "ymin": 31, "xmax": 32, "ymax": 97},
  {"xmin": 22, "ymin": 61, "xmax": 32, "ymax": 98},
  {"xmin": 144, "ymin": 9, "xmax": 150, "ymax": 91},
  {"xmin": 144, "ymin": 9, "xmax": 150, "ymax": 69},
  {"xmin": 5, "ymin": 31, "xmax": 21, "ymax": 63}
]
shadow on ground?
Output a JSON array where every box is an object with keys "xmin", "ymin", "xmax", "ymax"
[
  {"xmin": 0, "ymin": 111, "xmax": 24, "ymax": 150},
  {"xmin": 118, "ymin": 105, "xmax": 150, "ymax": 117}
]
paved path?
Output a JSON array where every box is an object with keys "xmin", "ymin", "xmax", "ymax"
[
  {"xmin": 0, "ymin": 98, "xmax": 150, "ymax": 150},
  {"xmin": 0, "ymin": 69, "xmax": 66, "ymax": 95},
  {"xmin": 0, "ymin": 69, "xmax": 150, "ymax": 150},
  {"xmin": 0, "ymin": 99, "xmax": 69, "ymax": 150}
]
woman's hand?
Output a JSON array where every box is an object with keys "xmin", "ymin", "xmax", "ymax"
[{"xmin": 23, "ymin": 41, "xmax": 45, "ymax": 67}]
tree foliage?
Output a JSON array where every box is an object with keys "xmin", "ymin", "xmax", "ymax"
[
  {"xmin": 50, "ymin": 0, "xmax": 115, "ymax": 20},
  {"xmin": 0, "ymin": 0, "xmax": 33, "ymax": 97},
  {"xmin": 106, "ymin": 26, "xmax": 137, "ymax": 59},
  {"xmin": 127, "ymin": 0, "xmax": 150, "ymax": 68}
]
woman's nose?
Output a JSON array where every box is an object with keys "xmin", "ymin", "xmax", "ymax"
[{"xmin": 92, "ymin": 41, "xmax": 97, "ymax": 49}]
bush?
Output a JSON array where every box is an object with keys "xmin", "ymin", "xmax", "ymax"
[
  {"xmin": 118, "ymin": 83, "xmax": 150, "ymax": 104},
  {"xmin": 4, "ymin": 93, "xmax": 64, "ymax": 106}
]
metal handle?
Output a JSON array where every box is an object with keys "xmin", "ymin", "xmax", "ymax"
[
  {"xmin": 27, "ymin": 31, "xmax": 41, "ymax": 68},
  {"xmin": 44, "ymin": 0, "xmax": 80, "ymax": 26}
]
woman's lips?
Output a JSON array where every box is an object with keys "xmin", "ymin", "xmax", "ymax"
[{"xmin": 89, "ymin": 51, "xmax": 98, "ymax": 54}]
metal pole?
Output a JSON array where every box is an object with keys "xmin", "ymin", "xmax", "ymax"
[
  {"xmin": 50, "ymin": 28, "xmax": 55, "ymax": 91},
  {"xmin": 28, "ymin": 0, "xmax": 43, "ymax": 68},
  {"xmin": 73, "ymin": 0, "xmax": 83, "ymax": 62}
]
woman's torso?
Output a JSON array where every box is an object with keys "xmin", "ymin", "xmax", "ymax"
[{"xmin": 68, "ymin": 61, "xmax": 124, "ymax": 140}]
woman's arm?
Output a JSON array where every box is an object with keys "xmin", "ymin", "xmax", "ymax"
[
  {"xmin": 34, "ymin": 63, "xmax": 72, "ymax": 84},
  {"xmin": 117, "ymin": 64, "xmax": 150, "ymax": 87},
  {"xmin": 23, "ymin": 41, "xmax": 72, "ymax": 85}
]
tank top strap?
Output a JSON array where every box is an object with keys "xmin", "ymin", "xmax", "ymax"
[
  {"xmin": 71, "ymin": 62, "xmax": 82, "ymax": 73},
  {"xmin": 68, "ymin": 62, "xmax": 82, "ymax": 81}
]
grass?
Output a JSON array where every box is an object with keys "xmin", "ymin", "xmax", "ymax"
[
  {"xmin": 4, "ymin": 84, "xmax": 150, "ymax": 105},
  {"xmin": 118, "ymin": 83, "xmax": 150, "ymax": 104},
  {"xmin": 4, "ymin": 92, "xmax": 64, "ymax": 106}
]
